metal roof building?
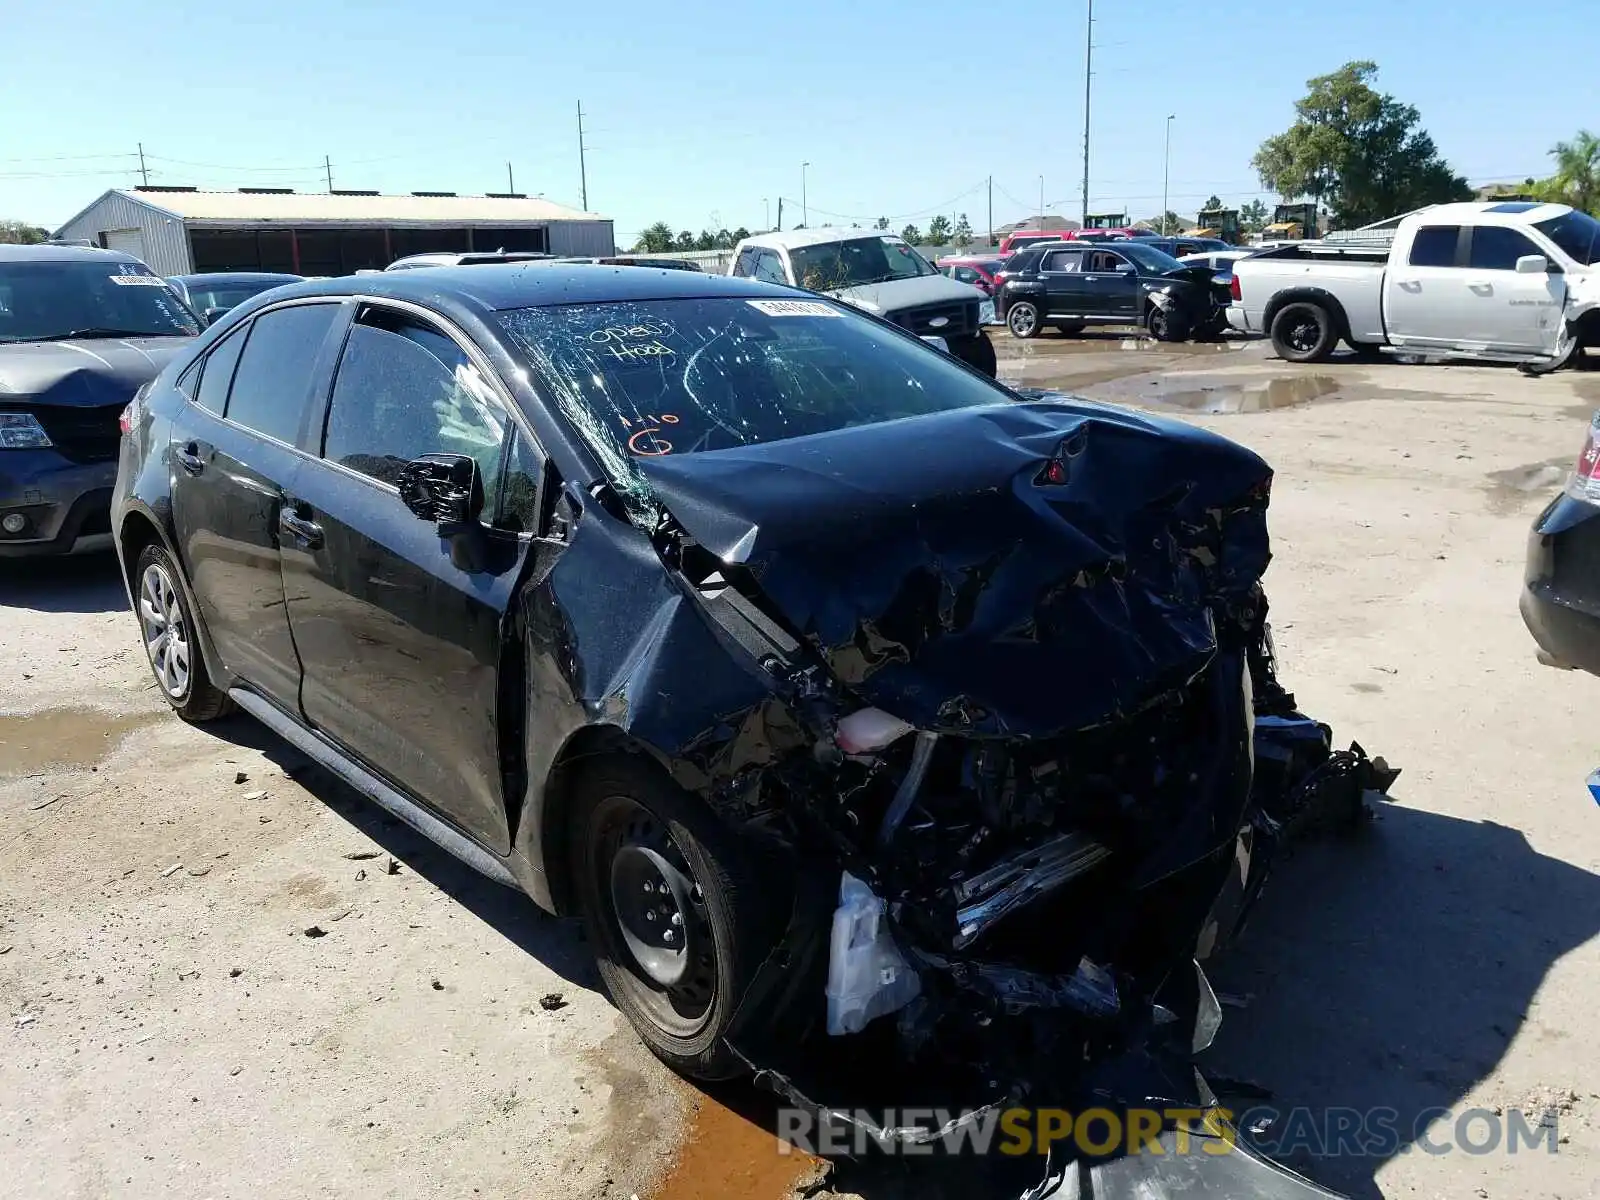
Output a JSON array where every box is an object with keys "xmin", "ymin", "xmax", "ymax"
[{"xmin": 52, "ymin": 187, "xmax": 615, "ymax": 276}]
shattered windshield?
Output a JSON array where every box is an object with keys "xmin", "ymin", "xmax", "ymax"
[
  {"xmin": 497, "ymin": 296, "xmax": 1006, "ymax": 509},
  {"xmin": 1535, "ymin": 209, "xmax": 1600, "ymax": 266},
  {"xmin": 0, "ymin": 260, "xmax": 201, "ymax": 343},
  {"xmin": 787, "ymin": 237, "xmax": 937, "ymax": 291}
]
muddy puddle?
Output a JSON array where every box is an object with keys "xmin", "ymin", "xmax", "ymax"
[
  {"xmin": 1089, "ymin": 372, "xmax": 1345, "ymax": 414},
  {"xmin": 650, "ymin": 1089, "xmax": 823, "ymax": 1200},
  {"xmin": 0, "ymin": 707, "xmax": 162, "ymax": 776},
  {"xmin": 1485, "ymin": 459, "xmax": 1571, "ymax": 515}
]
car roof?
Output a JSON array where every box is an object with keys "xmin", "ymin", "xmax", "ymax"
[
  {"xmin": 1411, "ymin": 201, "xmax": 1572, "ymax": 225},
  {"xmin": 0, "ymin": 243, "xmax": 143, "ymax": 264},
  {"xmin": 264, "ymin": 262, "xmax": 804, "ymax": 312},
  {"xmin": 168, "ymin": 271, "xmax": 302, "ymax": 285},
  {"xmin": 738, "ymin": 227, "xmax": 900, "ymax": 250}
]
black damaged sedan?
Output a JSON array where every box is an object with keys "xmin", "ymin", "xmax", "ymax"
[{"xmin": 115, "ymin": 264, "xmax": 1375, "ymax": 1198}]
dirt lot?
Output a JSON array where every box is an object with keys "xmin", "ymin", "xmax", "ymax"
[{"xmin": 4, "ymin": 333, "xmax": 1599, "ymax": 1200}]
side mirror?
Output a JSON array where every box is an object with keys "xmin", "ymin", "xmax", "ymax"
[
  {"xmin": 1515, "ymin": 254, "xmax": 1549, "ymax": 275},
  {"xmin": 203, "ymin": 307, "xmax": 228, "ymax": 326},
  {"xmin": 398, "ymin": 453, "xmax": 484, "ymax": 526}
]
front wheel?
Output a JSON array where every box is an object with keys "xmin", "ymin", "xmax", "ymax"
[
  {"xmin": 567, "ymin": 756, "xmax": 781, "ymax": 1080},
  {"xmin": 1270, "ymin": 301, "xmax": 1337, "ymax": 362},
  {"xmin": 135, "ymin": 543, "xmax": 231, "ymax": 722},
  {"xmin": 1146, "ymin": 303, "xmax": 1190, "ymax": 343},
  {"xmin": 1007, "ymin": 300, "xmax": 1042, "ymax": 339}
]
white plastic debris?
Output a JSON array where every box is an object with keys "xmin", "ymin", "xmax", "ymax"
[
  {"xmin": 835, "ymin": 708, "xmax": 914, "ymax": 755},
  {"xmin": 825, "ymin": 871, "xmax": 920, "ymax": 1036}
]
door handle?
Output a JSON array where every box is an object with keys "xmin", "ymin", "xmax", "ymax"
[
  {"xmin": 1469, "ymin": 282, "xmax": 1494, "ymax": 296},
  {"xmin": 176, "ymin": 442, "xmax": 204, "ymax": 476},
  {"xmin": 279, "ymin": 504, "xmax": 324, "ymax": 550},
  {"xmin": 1398, "ymin": 280, "xmax": 1423, "ymax": 293}
]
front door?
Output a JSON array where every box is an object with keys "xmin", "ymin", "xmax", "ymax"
[
  {"xmin": 1037, "ymin": 247, "xmax": 1086, "ymax": 316},
  {"xmin": 169, "ymin": 302, "xmax": 344, "ymax": 707},
  {"xmin": 281, "ymin": 302, "xmax": 534, "ymax": 853},
  {"xmin": 1460, "ymin": 225, "xmax": 1568, "ymax": 353},
  {"xmin": 1082, "ymin": 249, "xmax": 1141, "ymax": 318}
]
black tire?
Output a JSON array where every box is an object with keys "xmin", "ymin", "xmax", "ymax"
[
  {"xmin": 133, "ymin": 543, "xmax": 231, "ymax": 722},
  {"xmin": 1052, "ymin": 321, "xmax": 1085, "ymax": 336},
  {"xmin": 1518, "ymin": 338, "xmax": 1583, "ymax": 376},
  {"xmin": 1146, "ymin": 303, "xmax": 1190, "ymax": 343},
  {"xmin": 1270, "ymin": 301, "xmax": 1337, "ymax": 362},
  {"xmin": 949, "ymin": 331, "xmax": 998, "ymax": 378},
  {"xmin": 1007, "ymin": 300, "xmax": 1042, "ymax": 339},
  {"xmin": 1346, "ymin": 340, "xmax": 1384, "ymax": 360},
  {"xmin": 567, "ymin": 755, "xmax": 778, "ymax": 1080}
]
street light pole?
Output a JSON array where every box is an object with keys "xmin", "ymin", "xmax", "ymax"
[
  {"xmin": 1080, "ymin": 0, "xmax": 1093, "ymax": 226},
  {"xmin": 1162, "ymin": 114, "xmax": 1175, "ymax": 234},
  {"xmin": 1039, "ymin": 175, "xmax": 1044, "ymax": 229},
  {"xmin": 802, "ymin": 162, "xmax": 810, "ymax": 227},
  {"xmin": 763, "ymin": 197, "xmax": 770, "ymax": 230}
]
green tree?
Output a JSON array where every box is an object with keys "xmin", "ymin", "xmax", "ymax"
[
  {"xmin": 1155, "ymin": 211, "xmax": 1182, "ymax": 234},
  {"xmin": 1548, "ymin": 130, "xmax": 1600, "ymax": 215},
  {"xmin": 0, "ymin": 220, "xmax": 49, "ymax": 245},
  {"xmin": 694, "ymin": 230, "xmax": 716, "ymax": 251},
  {"xmin": 635, "ymin": 221, "xmax": 675, "ymax": 252},
  {"xmin": 1202, "ymin": 194, "xmax": 1223, "ymax": 211},
  {"xmin": 1252, "ymin": 61, "xmax": 1471, "ymax": 228},
  {"xmin": 925, "ymin": 215, "xmax": 952, "ymax": 245},
  {"xmin": 952, "ymin": 213, "xmax": 974, "ymax": 250},
  {"xmin": 900, "ymin": 223, "xmax": 922, "ymax": 244},
  {"xmin": 874, "ymin": 216, "xmax": 890, "ymax": 230},
  {"xmin": 675, "ymin": 230, "xmax": 696, "ymax": 251},
  {"xmin": 1240, "ymin": 199, "xmax": 1269, "ymax": 232},
  {"xmin": 731, "ymin": 227, "xmax": 751, "ymax": 242}
]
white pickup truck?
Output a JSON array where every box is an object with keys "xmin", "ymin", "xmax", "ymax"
[{"xmin": 1229, "ymin": 202, "xmax": 1600, "ymax": 373}]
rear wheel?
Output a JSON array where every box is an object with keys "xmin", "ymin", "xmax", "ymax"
[
  {"xmin": 567, "ymin": 756, "xmax": 779, "ymax": 1080},
  {"xmin": 1270, "ymin": 301, "xmax": 1337, "ymax": 362},
  {"xmin": 1007, "ymin": 300, "xmax": 1042, "ymax": 339},
  {"xmin": 135, "ymin": 543, "xmax": 230, "ymax": 722}
]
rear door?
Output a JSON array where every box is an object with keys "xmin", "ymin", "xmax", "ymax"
[
  {"xmin": 169, "ymin": 301, "xmax": 345, "ymax": 707},
  {"xmin": 1460, "ymin": 224, "xmax": 1568, "ymax": 352},
  {"xmin": 281, "ymin": 302, "xmax": 534, "ymax": 853},
  {"xmin": 1384, "ymin": 224, "xmax": 1467, "ymax": 347},
  {"xmin": 1083, "ymin": 249, "xmax": 1141, "ymax": 318},
  {"xmin": 1037, "ymin": 247, "xmax": 1086, "ymax": 315}
]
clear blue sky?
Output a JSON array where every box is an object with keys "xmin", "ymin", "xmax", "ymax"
[{"xmin": 2, "ymin": 0, "xmax": 1590, "ymax": 243}]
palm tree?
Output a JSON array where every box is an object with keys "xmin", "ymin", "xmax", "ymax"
[
  {"xmin": 633, "ymin": 221, "xmax": 675, "ymax": 253},
  {"xmin": 1549, "ymin": 131, "xmax": 1600, "ymax": 215}
]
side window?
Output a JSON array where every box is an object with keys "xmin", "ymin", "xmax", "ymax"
[
  {"xmin": 1041, "ymin": 250, "xmax": 1082, "ymax": 272},
  {"xmin": 754, "ymin": 250, "xmax": 788, "ymax": 285},
  {"xmin": 953, "ymin": 266, "xmax": 980, "ymax": 283},
  {"xmin": 321, "ymin": 307, "xmax": 509, "ymax": 516},
  {"xmin": 193, "ymin": 326, "xmax": 247, "ymax": 414},
  {"xmin": 1469, "ymin": 226, "xmax": 1541, "ymax": 271},
  {"xmin": 497, "ymin": 428, "xmax": 543, "ymax": 534},
  {"xmin": 732, "ymin": 247, "xmax": 760, "ymax": 278},
  {"xmin": 225, "ymin": 304, "xmax": 339, "ymax": 443},
  {"xmin": 1408, "ymin": 226, "xmax": 1462, "ymax": 268},
  {"xmin": 1089, "ymin": 251, "xmax": 1125, "ymax": 273}
]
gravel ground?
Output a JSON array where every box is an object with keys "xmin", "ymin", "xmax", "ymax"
[{"xmin": 3, "ymin": 335, "xmax": 1597, "ymax": 1199}]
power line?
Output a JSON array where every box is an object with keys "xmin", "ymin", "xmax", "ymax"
[{"xmin": 778, "ymin": 180, "xmax": 987, "ymax": 225}]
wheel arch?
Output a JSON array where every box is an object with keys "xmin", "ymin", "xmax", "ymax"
[
  {"xmin": 1262, "ymin": 287, "xmax": 1352, "ymax": 342},
  {"xmin": 117, "ymin": 502, "xmax": 229, "ymax": 695}
]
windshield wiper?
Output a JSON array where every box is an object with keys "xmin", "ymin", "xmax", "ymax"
[{"xmin": 56, "ymin": 328, "xmax": 174, "ymax": 340}]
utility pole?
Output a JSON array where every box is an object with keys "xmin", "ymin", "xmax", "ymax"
[
  {"xmin": 137, "ymin": 143, "xmax": 148, "ymax": 187},
  {"xmin": 763, "ymin": 197, "xmax": 769, "ymax": 230},
  {"xmin": 801, "ymin": 162, "xmax": 810, "ymax": 227},
  {"xmin": 777, "ymin": 196, "xmax": 784, "ymax": 231},
  {"xmin": 987, "ymin": 175, "xmax": 993, "ymax": 247},
  {"xmin": 1162, "ymin": 115, "xmax": 1175, "ymax": 234},
  {"xmin": 507, "ymin": 162, "xmax": 515, "ymax": 193},
  {"xmin": 577, "ymin": 102, "xmax": 589, "ymax": 210},
  {"xmin": 1081, "ymin": 0, "xmax": 1093, "ymax": 226},
  {"xmin": 1038, "ymin": 175, "xmax": 1044, "ymax": 230},
  {"xmin": 324, "ymin": 155, "xmax": 333, "ymax": 192}
]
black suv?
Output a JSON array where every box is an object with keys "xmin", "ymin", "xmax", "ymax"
[
  {"xmin": 110, "ymin": 264, "xmax": 1370, "ymax": 1175},
  {"xmin": 996, "ymin": 240, "xmax": 1230, "ymax": 342},
  {"xmin": 1, "ymin": 244, "xmax": 200, "ymax": 556}
]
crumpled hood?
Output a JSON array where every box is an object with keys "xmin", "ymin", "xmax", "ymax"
[
  {"xmin": 638, "ymin": 399, "xmax": 1271, "ymax": 738},
  {"xmin": 827, "ymin": 272, "xmax": 984, "ymax": 314},
  {"xmin": 0, "ymin": 337, "xmax": 189, "ymax": 407}
]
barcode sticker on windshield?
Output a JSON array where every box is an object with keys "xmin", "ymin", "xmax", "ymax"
[
  {"xmin": 746, "ymin": 299, "xmax": 841, "ymax": 317},
  {"xmin": 107, "ymin": 274, "xmax": 168, "ymax": 286}
]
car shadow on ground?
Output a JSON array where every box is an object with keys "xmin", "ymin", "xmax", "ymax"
[
  {"xmin": 688, "ymin": 796, "xmax": 1600, "ymax": 1200},
  {"xmin": 190, "ymin": 709, "xmax": 600, "ymax": 993},
  {"xmin": 0, "ymin": 551, "xmax": 128, "ymax": 614}
]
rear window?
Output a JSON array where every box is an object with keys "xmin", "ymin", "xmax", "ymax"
[
  {"xmin": 1408, "ymin": 226, "xmax": 1460, "ymax": 267},
  {"xmin": 224, "ymin": 303, "xmax": 341, "ymax": 444},
  {"xmin": 0, "ymin": 259, "xmax": 200, "ymax": 344},
  {"xmin": 497, "ymin": 296, "xmax": 1006, "ymax": 512}
]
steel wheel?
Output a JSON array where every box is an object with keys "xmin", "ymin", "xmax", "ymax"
[
  {"xmin": 1283, "ymin": 316, "xmax": 1321, "ymax": 354},
  {"xmin": 1007, "ymin": 301, "xmax": 1040, "ymax": 339},
  {"xmin": 139, "ymin": 561, "xmax": 191, "ymax": 701},
  {"xmin": 594, "ymin": 794, "xmax": 718, "ymax": 1038}
]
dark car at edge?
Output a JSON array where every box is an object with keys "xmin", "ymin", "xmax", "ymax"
[
  {"xmin": 165, "ymin": 271, "xmax": 303, "ymax": 325},
  {"xmin": 112, "ymin": 263, "xmax": 1381, "ymax": 1199},
  {"xmin": 1, "ymin": 244, "xmax": 200, "ymax": 557},
  {"xmin": 996, "ymin": 239, "xmax": 1232, "ymax": 342},
  {"xmin": 1523, "ymin": 412, "xmax": 1600, "ymax": 674}
]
